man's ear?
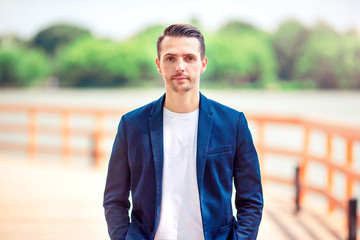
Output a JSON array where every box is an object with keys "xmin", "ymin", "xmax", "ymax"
[
  {"xmin": 200, "ymin": 57, "xmax": 208, "ymax": 74},
  {"xmin": 155, "ymin": 58, "xmax": 162, "ymax": 74}
]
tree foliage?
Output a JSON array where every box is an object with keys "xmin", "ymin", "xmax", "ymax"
[
  {"xmin": 205, "ymin": 21, "xmax": 277, "ymax": 87},
  {"xmin": 31, "ymin": 24, "xmax": 91, "ymax": 55},
  {"xmin": 55, "ymin": 25, "xmax": 164, "ymax": 87},
  {"xmin": 0, "ymin": 41, "xmax": 50, "ymax": 87},
  {"xmin": 273, "ymin": 20, "xmax": 310, "ymax": 81},
  {"xmin": 126, "ymin": 25, "xmax": 165, "ymax": 80},
  {"xmin": 1, "ymin": 20, "xmax": 360, "ymax": 89},
  {"xmin": 295, "ymin": 22, "xmax": 360, "ymax": 89},
  {"xmin": 56, "ymin": 36, "xmax": 135, "ymax": 87}
]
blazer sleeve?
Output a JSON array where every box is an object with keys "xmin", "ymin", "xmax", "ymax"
[
  {"xmin": 103, "ymin": 116, "xmax": 131, "ymax": 240},
  {"xmin": 233, "ymin": 112, "xmax": 263, "ymax": 240}
]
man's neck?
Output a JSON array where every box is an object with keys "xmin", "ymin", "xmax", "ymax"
[{"xmin": 164, "ymin": 90, "xmax": 200, "ymax": 113}]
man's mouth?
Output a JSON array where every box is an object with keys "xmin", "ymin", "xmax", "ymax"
[{"xmin": 171, "ymin": 75, "xmax": 189, "ymax": 81}]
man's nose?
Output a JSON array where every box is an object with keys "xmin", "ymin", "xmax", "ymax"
[{"xmin": 175, "ymin": 60, "xmax": 185, "ymax": 72}]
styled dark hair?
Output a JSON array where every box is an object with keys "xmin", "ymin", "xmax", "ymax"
[{"xmin": 157, "ymin": 24, "xmax": 205, "ymax": 60}]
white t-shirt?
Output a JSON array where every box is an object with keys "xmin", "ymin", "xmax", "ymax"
[{"xmin": 155, "ymin": 107, "xmax": 204, "ymax": 240}]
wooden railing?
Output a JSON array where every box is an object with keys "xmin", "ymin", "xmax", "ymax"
[
  {"xmin": 0, "ymin": 104, "xmax": 359, "ymax": 235},
  {"xmin": 249, "ymin": 114, "xmax": 360, "ymax": 235},
  {"xmin": 0, "ymin": 104, "xmax": 126, "ymax": 167}
]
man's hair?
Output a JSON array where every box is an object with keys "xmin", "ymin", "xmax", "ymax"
[{"xmin": 157, "ymin": 24, "xmax": 205, "ymax": 60}]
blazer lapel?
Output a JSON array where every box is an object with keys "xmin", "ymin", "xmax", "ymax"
[
  {"xmin": 196, "ymin": 93, "xmax": 214, "ymax": 195},
  {"xmin": 148, "ymin": 94, "xmax": 165, "ymax": 233}
]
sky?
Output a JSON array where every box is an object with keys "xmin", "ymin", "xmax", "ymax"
[{"xmin": 1, "ymin": 0, "xmax": 360, "ymax": 40}]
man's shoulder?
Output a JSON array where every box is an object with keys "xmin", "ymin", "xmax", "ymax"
[
  {"xmin": 205, "ymin": 96, "xmax": 242, "ymax": 117},
  {"xmin": 122, "ymin": 93, "xmax": 164, "ymax": 122},
  {"xmin": 123, "ymin": 100, "xmax": 157, "ymax": 120}
]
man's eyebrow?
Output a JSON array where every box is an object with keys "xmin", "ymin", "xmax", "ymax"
[
  {"xmin": 163, "ymin": 53, "xmax": 176, "ymax": 57},
  {"xmin": 184, "ymin": 53, "xmax": 197, "ymax": 57},
  {"xmin": 163, "ymin": 53, "xmax": 197, "ymax": 57}
]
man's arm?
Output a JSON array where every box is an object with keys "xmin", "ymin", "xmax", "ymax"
[
  {"xmin": 233, "ymin": 112, "xmax": 263, "ymax": 240},
  {"xmin": 103, "ymin": 117, "xmax": 131, "ymax": 239}
]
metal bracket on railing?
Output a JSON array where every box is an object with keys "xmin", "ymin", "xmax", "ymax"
[{"xmin": 348, "ymin": 198, "xmax": 357, "ymax": 240}]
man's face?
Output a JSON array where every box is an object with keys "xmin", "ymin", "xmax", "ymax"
[{"xmin": 156, "ymin": 36, "xmax": 207, "ymax": 94}]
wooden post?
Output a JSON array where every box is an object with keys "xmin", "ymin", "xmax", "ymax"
[
  {"xmin": 299, "ymin": 126, "xmax": 310, "ymax": 205},
  {"xmin": 295, "ymin": 165, "xmax": 301, "ymax": 213},
  {"xmin": 93, "ymin": 113, "xmax": 104, "ymax": 168},
  {"xmin": 326, "ymin": 133, "xmax": 335, "ymax": 212},
  {"xmin": 61, "ymin": 111, "xmax": 71, "ymax": 165},
  {"xmin": 257, "ymin": 120, "xmax": 265, "ymax": 180},
  {"xmin": 28, "ymin": 108, "xmax": 37, "ymax": 162},
  {"xmin": 0, "ymin": 111, "xmax": 2, "ymax": 159},
  {"xmin": 348, "ymin": 198, "xmax": 357, "ymax": 240},
  {"xmin": 346, "ymin": 140, "xmax": 354, "ymax": 199}
]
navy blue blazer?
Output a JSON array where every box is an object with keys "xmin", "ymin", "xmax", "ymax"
[{"xmin": 104, "ymin": 93, "xmax": 263, "ymax": 240}]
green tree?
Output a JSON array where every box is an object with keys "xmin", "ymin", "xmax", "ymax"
[
  {"xmin": 56, "ymin": 36, "xmax": 143, "ymax": 87},
  {"xmin": 218, "ymin": 20, "xmax": 258, "ymax": 32},
  {"xmin": 295, "ymin": 22, "xmax": 357, "ymax": 89},
  {"xmin": 55, "ymin": 25, "xmax": 167, "ymax": 87},
  {"xmin": 273, "ymin": 19, "xmax": 310, "ymax": 81},
  {"xmin": 338, "ymin": 33, "xmax": 360, "ymax": 88},
  {"xmin": 126, "ymin": 25, "xmax": 165, "ymax": 81},
  {"xmin": 0, "ymin": 42, "xmax": 50, "ymax": 87},
  {"xmin": 31, "ymin": 24, "xmax": 91, "ymax": 55},
  {"xmin": 205, "ymin": 21, "xmax": 277, "ymax": 87}
]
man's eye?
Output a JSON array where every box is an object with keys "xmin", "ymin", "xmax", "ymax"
[
  {"xmin": 186, "ymin": 57, "xmax": 195, "ymax": 61},
  {"xmin": 166, "ymin": 57, "xmax": 174, "ymax": 61}
]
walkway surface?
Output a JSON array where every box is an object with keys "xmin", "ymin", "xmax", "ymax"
[{"xmin": 0, "ymin": 158, "xmax": 349, "ymax": 240}]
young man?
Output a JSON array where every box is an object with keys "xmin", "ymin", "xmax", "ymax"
[{"xmin": 103, "ymin": 24, "xmax": 263, "ymax": 240}]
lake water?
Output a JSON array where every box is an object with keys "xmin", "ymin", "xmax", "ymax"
[{"xmin": 1, "ymin": 88, "xmax": 359, "ymax": 124}]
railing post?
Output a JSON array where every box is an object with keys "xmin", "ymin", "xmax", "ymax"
[
  {"xmin": 348, "ymin": 198, "xmax": 357, "ymax": 240},
  {"xmin": 299, "ymin": 125, "xmax": 310, "ymax": 205},
  {"xmin": 0, "ymin": 109, "xmax": 1, "ymax": 159},
  {"xmin": 28, "ymin": 108, "xmax": 37, "ymax": 162},
  {"xmin": 295, "ymin": 165, "xmax": 301, "ymax": 213},
  {"xmin": 61, "ymin": 111, "xmax": 71, "ymax": 165},
  {"xmin": 326, "ymin": 133, "xmax": 335, "ymax": 212},
  {"xmin": 257, "ymin": 120, "xmax": 265, "ymax": 180},
  {"xmin": 93, "ymin": 113, "xmax": 104, "ymax": 168},
  {"xmin": 346, "ymin": 140, "xmax": 354, "ymax": 199}
]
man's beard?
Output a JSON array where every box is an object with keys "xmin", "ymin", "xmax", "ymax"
[{"xmin": 170, "ymin": 74, "xmax": 193, "ymax": 93}]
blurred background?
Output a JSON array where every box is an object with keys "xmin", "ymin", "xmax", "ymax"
[
  {"xmin": 0, "ymin": 0, "xmax": 360, "ymax": 239},
  {"xmin": 1, "ymin": 0, "xmax": 360, "ymax": 89}
]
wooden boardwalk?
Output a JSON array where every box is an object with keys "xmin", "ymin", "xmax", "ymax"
[{"xmin": 0, "ymin": 158, "xmax": 349, "ymax": 240}]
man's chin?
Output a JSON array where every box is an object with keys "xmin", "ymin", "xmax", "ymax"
[{"xmin": 171, "ymin": 84, "xmax": 193, "ymax": 93}]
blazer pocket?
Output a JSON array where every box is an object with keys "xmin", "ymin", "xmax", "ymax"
[{"xmin": 208, "ymin": 145, "xmax": 232, "ymax": 155}]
